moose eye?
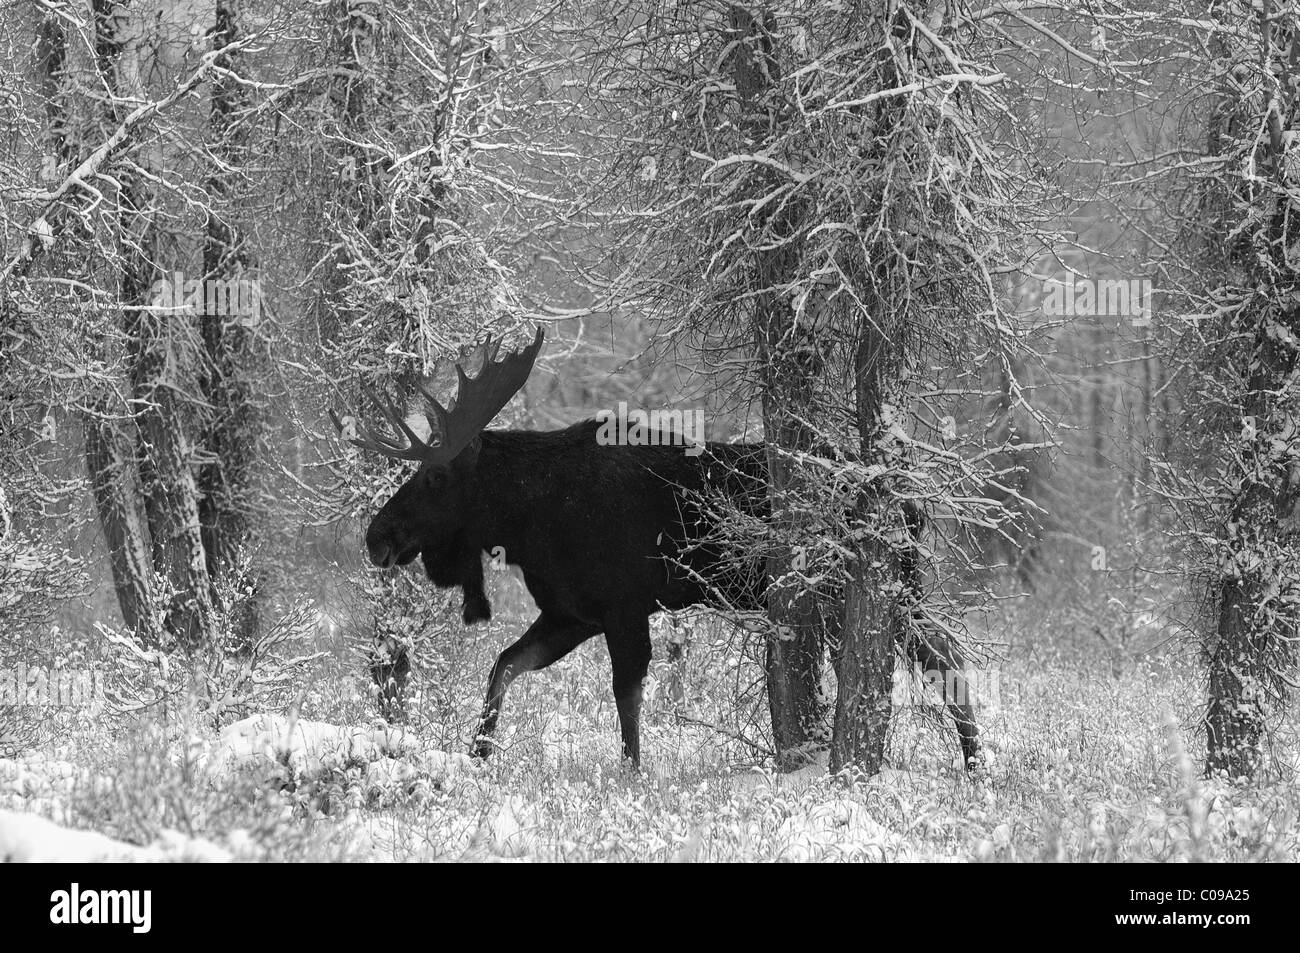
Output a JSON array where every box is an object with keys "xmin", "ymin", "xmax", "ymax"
[{"xmin": 421, "ymin": 467, "xmax": 447, "ymax": 491}]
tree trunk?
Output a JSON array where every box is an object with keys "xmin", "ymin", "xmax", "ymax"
[
  {"xmin": 759, "ymin": 339, "xmax": 831, "ymax": 767},
  {"xmin": 1206, "ymin": 325, "xmax": 1299, "ymax": 776},
  {"xmin": 1207, "ymin": 577, "xmax": 1269, "ymax": 777},
  {"xmin": 91, "ymin": 0, "xmax": 218, "ymax": 651},
  {"xmin": 317, "ymin": 0, "xmax": 413, "ymax": 721},
  {"xmin": 63, "ymin": 3, "xmax": 157, "ymax": 643},
  {"xmin": 831, "ymin": 546, "xmax": 899, "ymax": 775},
  {"xmin": 84, "ymin": 409, "xmax": 161, "ymax": 645},
  {"xmin": 726, "ymin": 4, "xmax": 828, "ymax": 768},
  {"xmin": 1200, "ymin": 12, "xmax": 1300, "ymax": 777},
  {"xmin": 830, "ymin": 303, "xmax": 901, "ymax": 776},
  {"xmin": 199, "ymin": 0, "xmax": 262, "ymax": 650},
  {"xmin": 825, "ymin": 3, "xmax": 917, "ymax": 776}
]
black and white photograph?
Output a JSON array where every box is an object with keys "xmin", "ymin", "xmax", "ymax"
[{"xmin": 0, "ymin": 0, "xmax": 1295, "ymax": 892}]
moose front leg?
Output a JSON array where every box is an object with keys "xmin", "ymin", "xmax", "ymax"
[
  {"xmin": 606, "ymin": 617, "xmax": 653, "ymax": 767},
  {"xmin": 472, "ymin": 614, "xmax": 597, "ymax": 760}
]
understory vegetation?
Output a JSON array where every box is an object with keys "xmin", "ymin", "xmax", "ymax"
[{"xmin": 4, "ymin": 595, "xmax": 1296, "ymax": 862}]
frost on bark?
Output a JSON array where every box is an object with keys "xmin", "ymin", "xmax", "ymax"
[
  {"xmin": 199, "ymin": 0, "xmax": 262, "ymax": 649},
  {"xmin": 63, "ymin": 1, "xmax": 156, "ymax": 646},
  {"xmin": 1195, "ymin": 5, "xmax": 1300, "ymax": 777},
  {"xmin": 318, "ymin": 0, "xmax": 410, "ymax": 721},
  {"xmin": 831, "ymin": 318, "xmax": 903, "ymax": 776},
  {"xmin": 84, "ymin": 409, "xmax": 160, "ymax": 643},
  {"xmin": 727, "ymin": 5, "xmax": 829, "ymax": 768},
  {"xmin": 35, "ymin": 4, "xmax": 157, "ymax": 640},
  {"xmin": 85, "ymin": 0, "xmax": 217, "ymax": 651},
  {"xmin": 1205, "ymin": 329, "xmax": 1300, "ymax": 778}
]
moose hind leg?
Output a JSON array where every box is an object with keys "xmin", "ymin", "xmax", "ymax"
[
  {"xmin": 473, "ymin": 614, "xmax": 597, "ymax": 759},
  {"xmin": 910, "ymin": 634, "xmax": 981, "ymax": 769},
  {"xmin": 606, "ymin": 617, "xmax": 652, "ymax": 767}
]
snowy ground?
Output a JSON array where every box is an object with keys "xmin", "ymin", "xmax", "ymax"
[{"xmin": 3, "ymin": 614, "xmax": 1298, "ymax": 862}]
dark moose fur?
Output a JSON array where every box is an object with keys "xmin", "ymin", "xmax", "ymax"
[{"xmin": 364, "ymin": 417, "xmax": 980, "ymax": 768}]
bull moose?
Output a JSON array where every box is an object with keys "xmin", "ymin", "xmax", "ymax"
[{"xmin": 333, "ymin": 328, "xmax": 979, "ymax": 768}]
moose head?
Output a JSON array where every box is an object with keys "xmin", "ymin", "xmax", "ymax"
[{"xmin": 331, "ymin": 328, "xmax": 545, "ymax": 621}]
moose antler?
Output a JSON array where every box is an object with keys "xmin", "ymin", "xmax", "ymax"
[{"xmin": 331, "ymin": 327, "xmax": 545, "ymax": 464}]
